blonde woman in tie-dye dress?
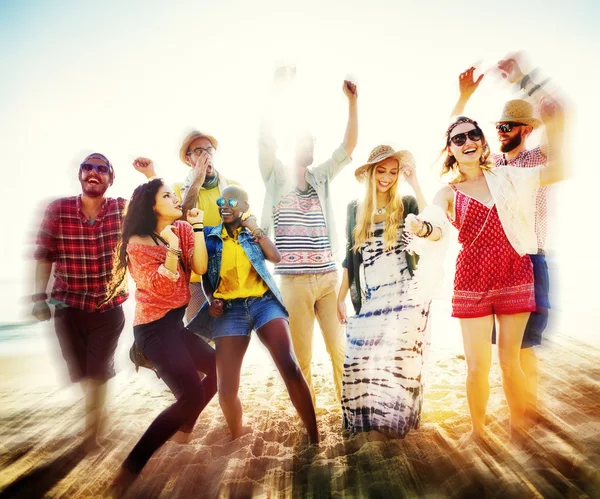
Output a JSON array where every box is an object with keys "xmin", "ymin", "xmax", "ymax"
[{"xmin": 336, "ymin": 145, "xmax": 433, "ymax": 437}]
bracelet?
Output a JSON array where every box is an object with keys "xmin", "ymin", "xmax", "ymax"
[
  {"xmin": 251, "ymin": 228, "xmax": 267, "ymax": 241},
  {"xmin": 32, "ymin": 292, "xmax": 48, "ymax": 303},
  {"xmin": 193, "ymin": 227, "xmax": 204, "ymax": 233},
  {"xmin": 527, "ymin": 77, "xmax": 551, "ymax": 97},
  {"xmin": 167, "ymin": 246, "xmax": 182, "ymax": 256},
  {"xmin": 191, "ymin": 222, "xmax": 204, "ymax": 227},
  {"xmin": 417, "ymin": 221, "xmax": 433, "ymax": 238}
]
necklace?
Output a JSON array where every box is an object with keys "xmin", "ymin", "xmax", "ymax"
[{"xmin": 373, "ymin": 207, "xmax": 386, "ymax": 216}]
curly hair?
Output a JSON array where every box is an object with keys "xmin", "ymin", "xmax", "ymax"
[
  {"xmin": 102, "ymin": 178, "xmax": 165, "ymax": 306},
  {"xmin": 440, "ymin": 116, "xmax": 492, "ymax": 183}
]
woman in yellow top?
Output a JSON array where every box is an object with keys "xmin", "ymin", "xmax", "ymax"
[{"xmin": 191, "ymin": 185, "xmax": 319, "ymax": 444}]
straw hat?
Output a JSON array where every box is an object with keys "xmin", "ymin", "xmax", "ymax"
[
  {"xmin": 179, "ymin": 130, "xmax": 219, "ymax": 165},
  {"xmin": 496, "ymin": 99, "xmax": 541, "ymax": 129},
  {"xmin": 354, "ymin": 145, "xmax": 415, "ymax": 182}
]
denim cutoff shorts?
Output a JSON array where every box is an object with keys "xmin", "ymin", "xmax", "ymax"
[{"xmin": 213, "ymin": 292, "xmax": 288, "ymax": 339}]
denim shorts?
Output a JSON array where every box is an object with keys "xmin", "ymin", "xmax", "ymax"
[{"xmin": 213, "ymin": 292, "xmax": 288, "ymax": 339}]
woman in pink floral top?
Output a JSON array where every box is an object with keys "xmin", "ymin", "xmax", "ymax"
[{"xmin": 106, "ymin": 178, "xmax": 216, "ymax": 494}]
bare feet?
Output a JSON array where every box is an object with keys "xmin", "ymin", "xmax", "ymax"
[
  {"xmin": 169, "ymin": 430, "xmax": 193, "ymax": 444},
  {"xmin": 458, "ymin": 429, "xmax": 487, "ymax": 449},
  {"xmin": 106, "ymin": 466, "xmax": 138, "ymax": 498}
]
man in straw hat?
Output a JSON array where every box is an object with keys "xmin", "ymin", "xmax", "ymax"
[
  {"xmin": 32, "ymin": 152, "xmax": 128, "ymax": 449},
  {"xmin": 451, "ymin": 52, "xmax": 567, "ymax": 421},
  {"xmin": 258, "ymin": 67, "xmax": 358, "ymax": 405},
  {"xmin": 133, "ymin": 130, "xmax": 240, "ymax": 323}
]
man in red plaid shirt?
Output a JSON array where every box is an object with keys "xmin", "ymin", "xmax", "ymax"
[
  {"xmin": 452, "ymin": 53, "xmax": 566, "ymax": 422},
  {"xmin": 32, "ymin": 152, "xmax": 128, "ymax": 448}
]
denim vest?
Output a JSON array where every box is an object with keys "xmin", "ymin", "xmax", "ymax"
[{"xmin": 204, "ymin": 224, "xmax": 286, "ymax": 308}]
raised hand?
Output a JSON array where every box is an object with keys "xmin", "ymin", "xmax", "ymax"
[
  {"xmin": 458, "ymin": 67, "xmax": 484, "ymax": 99},
  {"xmin": 133, "ymin": 157, "xmax": 156, "ymax": 179},
  {"xmin": 241, "ymin": 214, "xmax": 258, "ymax": 231},
  {"xmin": 497, "ymin": 52, "xmax": 531, "ymax": 84},
  {"xmin": 189, "ymin": 151, "xmax": 210, "ymax": 187},
  {"xmin": 160, "ymin": 225, "xmax": 180, "ymax": 248},
  {"xmin": 400, "ymin": 163, "xmax": 418, "ymax": 189},
  {"xmin": 187, "ymin": 208, "xmax": 204, "ymax": 226},
  {"xmin": 343, "ymin": 80, "xmax": 358, "ymax": 101}
]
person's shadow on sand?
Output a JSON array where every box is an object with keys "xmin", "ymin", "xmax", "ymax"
[{"xmin": 0, "ymin": 440, "xmax": 89, "ymax": 498}]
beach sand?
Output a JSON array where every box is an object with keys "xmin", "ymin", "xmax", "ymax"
[{"xmin": 1, "ymin": 325, "xmax": 600, "ymax": 498}]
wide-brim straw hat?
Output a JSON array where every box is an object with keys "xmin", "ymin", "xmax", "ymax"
[
  {"xmin": 354, "ymin": 145, "xmax": 415, "ymax": 182},
  {"xmin": 179, "ymin": 130, "xmax": 219, "ymax": 164},
  {"xmin": 495, "ymin": 99, "xmax": 541, "ymax": 129}
]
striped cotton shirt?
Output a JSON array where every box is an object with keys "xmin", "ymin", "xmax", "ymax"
[
  {"xmin": 273, "ymin": 185, "xmax": 336, "ymax": 275},
  {"xmin": 34, "ymin": 196, "xmax": 128, "ymax": 312},
  {"xmin": 492, "ymin": 147, "xmax": 547, "ymax": 251}
]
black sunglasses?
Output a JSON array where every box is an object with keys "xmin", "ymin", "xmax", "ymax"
[
  {"xmin": 448, "ymin": 128, "xmax": 483, "ymax": 147},
  {"xmin": 80, "ymin": 163, "xmax": 111, "ymax": 174},
  {"xmin": 495, "ymin": 122, "xmax": 526, "ymax": 133}
]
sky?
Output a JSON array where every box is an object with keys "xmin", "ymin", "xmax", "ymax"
[{"xmin": 0, "ymin": 0, "xmax": 599, "ymax": 339}]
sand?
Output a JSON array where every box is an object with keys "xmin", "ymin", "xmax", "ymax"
[{"xmin": 1, "ymin": 328, "xmax": 600, "ymax": 498}]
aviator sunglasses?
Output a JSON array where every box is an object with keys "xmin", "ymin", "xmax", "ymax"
[
  {"xmin": 216, "ymin": 197, "xmax": 239, "ymax": 208},
  {"xmin": 448, "ymin": 128, "xmax": 483, "ymax": 147},
  {"xmin": 80, "ymin": 163, "xmax": 111, "ymax": 174},
  {"xmin": 495, "ymin": 122, "xmax": 526, "ymax": 133}
]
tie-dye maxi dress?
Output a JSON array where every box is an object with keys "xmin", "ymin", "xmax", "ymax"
[{"xmin": 341, "ymin": 222, "xmax": 431, "ymax": 436}]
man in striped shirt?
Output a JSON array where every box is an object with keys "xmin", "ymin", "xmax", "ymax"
[
  {"xmin": 259, "ymin": 69, "xmax": 358, "ymax": 404},
  {"xmin": 32, "ymin": 153, "xmax": 127, "ymax": 448}
]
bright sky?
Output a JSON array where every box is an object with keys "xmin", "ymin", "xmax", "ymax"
[{"xmin": 1, "ymin": 0, "xmax": 599, "ymax": 337}]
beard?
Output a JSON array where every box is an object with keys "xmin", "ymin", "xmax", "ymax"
[
  {"xmin": 499, "ymin": 134, "xmax": 522, "ymax": 153},
  {"xmin": 80, "ymin": 177, "xmax": 110, "ymax": 198}
]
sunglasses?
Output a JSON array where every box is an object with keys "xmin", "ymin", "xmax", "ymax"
[
  {"xmin": 495, "ymin": 122, "xmax": 526, "ymax": 133},
  {"xmin": 186, "ymin": 146, "xmax": 216, "ymax": 157},
  {"xmin": 80, "ymin": 163, "xmax": 111, "ymax": 174},
  {"xmin": 448, "ymin": 128, "xmax": 483, "ymax": 146},
  {"xmin": 216, "ymin": 197, "xmax": 239, "ymax": 208}
]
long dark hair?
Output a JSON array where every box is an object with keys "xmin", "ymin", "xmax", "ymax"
[
  {"xmin": 102, "ymin": 178, "xmax": 164, "ymax": 305},
  {"xmin": 440, "ymin": 116, "xmax": 492, "ymax": 183}
]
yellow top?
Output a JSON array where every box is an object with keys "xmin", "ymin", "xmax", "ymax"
[
  {"xmin": 213, "ymin": 226, "xmax": 269, "ymax": 300},
  {"xmin": 173, "ymin": 176, "xmax": 240, "ymax": 282}
]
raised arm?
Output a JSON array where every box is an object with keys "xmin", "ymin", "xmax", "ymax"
[
  {"xmin": 186, "ymin": 209, "xmax": 208, "ymax": 275},
  {"xmin": 133, "ymin": 157, "xmax": 158, "ymax": 180},
  {"xmin": 451, "ymin": 67, "xmax": 484, "ymax": 117},
  {"xmin": 342, "ymin": 80, "xmax": 358, "ymax": 157},
  {"xmin": 497, "ymin": 52, "xmax": 568, "ymax": 186}
]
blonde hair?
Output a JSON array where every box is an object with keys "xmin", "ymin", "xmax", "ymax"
[{"xmin": 353, "ymin": 163, "xmax": 404, "ymax": 251}]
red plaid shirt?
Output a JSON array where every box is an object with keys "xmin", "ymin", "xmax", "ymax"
[
  {"xmin": 34, "ymin": 196, "xmax": 128, "ymax": 311},
  {"xmin": 492, "ymin": 147, "xmax": 547, "ymax": 251}
]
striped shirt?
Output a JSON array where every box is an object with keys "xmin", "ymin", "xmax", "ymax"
[
  {"xmin": 492, "ymin": 147, "xmax": 547, "ymax": 251},
  {"xmin": 273, "ymin": 186, "xmax": 336, "ymax": 275},
  {"xmin": 34, "ymin": 196, "xmax": 128, "ymax": 312}
]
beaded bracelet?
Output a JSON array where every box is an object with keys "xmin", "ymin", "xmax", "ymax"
[
  {"xmin": 252, "ymin": 228, "xmax": 267, "ymax": 241},
  {"xmin": 167, "ymin": 246, "xmax": 182, "ymax": 256}
]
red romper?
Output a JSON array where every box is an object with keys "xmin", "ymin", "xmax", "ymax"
[{"xmin": 449, "ymin": 186, "xmax": 535, "ymax": 318}]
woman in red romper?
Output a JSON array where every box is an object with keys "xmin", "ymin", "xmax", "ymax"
[{"xmin": 405, "ymin": 112, "xmax": 565, "ymax": 444}]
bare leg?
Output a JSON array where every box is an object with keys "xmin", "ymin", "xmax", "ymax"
[
  {"xmin": 80, "ymin": 379, "xmax": 107, "ymax": 449},
  {"xmin": 497, "ymin": 313, "xmax": 529, "ymax": 438},
  {"xmin": 215, "ymin": 336, "xmax": 250, "ymax": 440},
  {"xmin": 257, "ymin": 319, "xmax": 319, "ymax": 444},
  {"xmin": 459, "ymin": 316, "xmax": 494, "ymax": 442},
  {"xmin": 520, "ymin": 346, "xmax": 539, "ymax": 421}
]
